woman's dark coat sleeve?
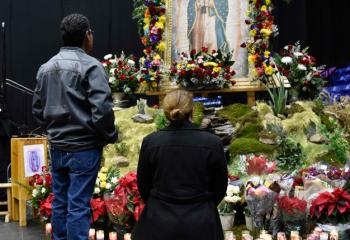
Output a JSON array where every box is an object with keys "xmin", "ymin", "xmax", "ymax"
[{"xmin": 137, "ymin": 138, "xmax": 153, "ymax": 202}]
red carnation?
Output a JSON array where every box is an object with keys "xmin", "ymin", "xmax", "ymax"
[
  {"xmin": 36, "ymin": 177, "xmax": 43, "ymax": 185},
  {"xmin": 201, "ymin": 47, "xmax": 208, "ymax": 53},
  {"xmin": 190, "ymin": 49, "xmax": 196, "ymax": 55},
  {"xmin": 120, "ymin": 74, "xmax": 127, "ymax": 81},
  {"xmin": 129, "ymin": 75, "xmax": 135, "ymax": 81}
]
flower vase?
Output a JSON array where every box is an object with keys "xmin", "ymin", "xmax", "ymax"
[{"xmin": 219, "ymin": 211, "xmax": 236, "ymax": 231}]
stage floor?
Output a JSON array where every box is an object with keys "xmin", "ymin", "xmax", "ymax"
[{"xmin": 0, "ymin": 215, "xmax": 44, "ymax": 239}]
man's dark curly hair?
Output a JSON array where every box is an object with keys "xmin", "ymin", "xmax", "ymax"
[{"xmin": 60, "ymin": 14, "xmax": 90, "ymax": 47}]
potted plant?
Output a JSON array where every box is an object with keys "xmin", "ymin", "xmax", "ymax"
[
  {"xmin": 278, "ymin": 196, "xmax": 307, "ymax": 237},
  {"xmin": 218, "ymin": 185, "xmax": 241, "ymax": 230},
  {"xmin": 310, "ymin": 188, "xmax": 350, "ymax": 239},
  {"xmin": 244, "ymin": 206, "xmax": 254, "ymax": 231},
  {"xmin": 169, "ymin": 48, "xmax": 236, "ymax": 90},
  {"xmin": 102, "ymin": 52, "xmax": 139, "ymax": 108}
]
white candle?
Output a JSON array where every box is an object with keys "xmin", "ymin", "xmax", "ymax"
[
  {"xmin": 320, "ymin": 232, "xmax": 329, "ymax": 240},
  {"xmin": 89, "ymin": 228, "xmax": 96, "ymax": 240},
  {"xmin": 290, "ymin": 231, "xmax": 299, "ymax": 240},
  {"xmin": 96, "ymin": 230, "xmax": 104, "ymax": 240},
  {"xmin": 330, "ymin": 230, "xmax": 339, "ymax": 240},
  {"xmin": 277, "ymin": 232, "xmax": 286, "ymax": 240},
  {"xmin": 124, "ymin": 233, "xmax": 131, "ymax": 240},
  {"xmin": 45, "ymin": 223, "xmax": 52, "ymax": 234},
  {"xmin": 109, "ymin": 231, "xmax": 117, "ymax": 240}
]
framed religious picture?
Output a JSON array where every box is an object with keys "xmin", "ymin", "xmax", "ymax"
[{"xmin": 165, "ymin": 0, "xmax": 250, "ymax": 78}]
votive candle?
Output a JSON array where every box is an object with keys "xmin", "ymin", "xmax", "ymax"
[
  {"xmin": 89, "ymin": 228, "xmax": 96, "ymax": 240},
  {"xmin": 290, "ymin": 231, "xmax": 299, "ymax": 240},
  {"xmin": 96, "ymin": 230, "xmax": 104, "ymax": 240},
  {"xmin": 330, "ymin": 230, "xmax": 339, "ymax": 240},
  {"xmin": 225, "ymin": 231, "xmax": 235, "ymax": 240},
  {"xmin": 277, "ymin": 232, "xmax": 287, "ymax": 240},
  {"xmin": 124, "ymin": 233, "xmax": 131, "ymax": 240},
  {"xmin": 45, "ymin": 223, "xmax": 52, "ymax": 240},
  {"xmin": 320, "ymin": 232, "xmax": 329, "ymax": 240},
  {"xmin": 109, "ymin": 231, "xmax": 117, "ymax": 240}
]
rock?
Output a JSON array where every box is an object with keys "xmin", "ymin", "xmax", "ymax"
[
  {"xmin": 263, "ymin": 113, "xmax": 282, "ymax": 127},
  {"xmin": 200, "ymin": 118, "xmax": 211, "ymax": 129},
  {"xmin": 131, "ymin": 114, "xmax": 153, "ymax": 123},
  {"xmin": 115, "ymin": 156, "xmax": 130, "ymax": 168},
  {"xmin": 203, "ymin": 107, "xmax": 215, "ymax": 114},
  {"xmin": 259, "ymin": 137, "xmax": 277, "ymax": 145},
  {"xmin": 309, "ymin": 134, "xmax": 326, "ymax": 144},
  {"xmin": 213, "ymin": 124, "xmax": 235, "ymax": 137}
]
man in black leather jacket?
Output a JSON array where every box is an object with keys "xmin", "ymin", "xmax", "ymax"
[{"xmin": 32, "ymin": 14, "xmax": 117, "ymax": 240}]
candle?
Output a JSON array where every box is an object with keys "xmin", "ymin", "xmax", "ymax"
[
  {"xmin": 124, "ymin": 233, "xmax": 131, "ymax": 240},
  {"xmin": 314, "ymin": 227, "xmax": 323, "ymax": 235},
  {"xmin": 109, "ymin": 231, "xmax": 117, "ymax": 240},
  {"xmin": 291, "ymin": 231, "xmax": 299, "ymax": 240},
  {"xmin": 89, "ymin": 229, "xmax": 96, "ymax": 240},
  {"xmin": 277, "ymin": 232, "xmax": 287, "ymax": 240},
  {"xmin": 242, "ymin": 234, "xmax": 253, "ymax": 240},
  {"xmin": 320, "ymin": 232, "xmax": 328, "ymax": 240},
  {"xmin": 225, "ymin": 231, "xmax": 235, "ymax": 240},
  {"xmin": 330, "ymin": 230, "xmax": 338, "ymax": 240},
  {"xmin": 45, "ymin": 223, "xmax": 52, "ymax": 240},
  {"xmin": 96, "ymin": 230, "xmax": 104, "ymax": 240}
]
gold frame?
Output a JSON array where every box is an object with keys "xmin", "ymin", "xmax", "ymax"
[{"xmin": 163, "ymin": 0, "xmax": 252, "ymax": 81}]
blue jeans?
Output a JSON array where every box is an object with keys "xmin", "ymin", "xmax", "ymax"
[{"xmin": 50, "ymin": 147, "xmax": 102, "ymax": 240}]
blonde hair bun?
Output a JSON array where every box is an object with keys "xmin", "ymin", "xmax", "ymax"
[
  {"xmin": 163, "ymin": 90, "xmax": 193, "ymax": 123},
  {"xmin": 169, "ymin": 109, "xmax": 182, "ymax": 121}
]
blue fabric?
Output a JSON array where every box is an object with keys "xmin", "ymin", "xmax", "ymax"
[{"xmin": 50, "ymin": 147, "xmax": 101, "ymax": 240}]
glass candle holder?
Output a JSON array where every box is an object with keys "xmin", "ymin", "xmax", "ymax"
[
  {"xmin": 89, "ymin": 228, "xmax": 96, "ymax": 240},
  {"xmin": 96, "ymin": 230, "xmax": 104, "ymax": 240}
]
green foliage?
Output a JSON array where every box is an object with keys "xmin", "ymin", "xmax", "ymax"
[
  {"xmin": 154, "ymin": 109, "xmax": 169, "ymax": 130},
  {"xmin": 265, "ymin": 76, "xmax": 288, "ymax": 116},
  {"xmin": 276, "ymin": 138, "xmax": 305, "ymax": 171},
  {"xmin": 115, "ymin": 142, "xmax": 128, "ymax": 157},
  {"xmin": 320, "ymin": 114, "xmax": 335, "ymax": 132},
  {"xmin": 312, "ymin": 97, "xmax": 325, "ymax": 115},
  {"xmin": 319, "ymin": 119, "xmax": 350, "ymax": 165},
  {"xmin": 218, "ymin": 104, "xmax": 257, "ymax": 125},
  {"xmin": 132, "ymin": 0, "xmax": 146, "ymax": 35},
  {"xmin": 229, "ymin": 137, "xmax": 276, "ymax": 156},
  {"xmin": 236, "ymin": 122, "xmax": 262, "ymax": 139},
  {"xmin": 193, "ymin": 102, "xmax": 204, "ymax": 126},
  {"xmin": 286, "ymin": 102, "xmax": 305, "ymax": 116}
]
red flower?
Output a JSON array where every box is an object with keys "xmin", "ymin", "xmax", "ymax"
[
  {"xmin": 190, "ymin": 49, "xmax": 196, "ymax": 55},
  {"xmin": 44, "ymin": 175, "xmax": 52, "ymax": 187},
  {"xmin": 36, "ymin": 177, "xmax": 43, "ymax": 185},
  {"xmin": 134, "ymin": 203, "xmax": 145, "ymax": 222},
  {"xmin": 120, "ymin": 74, "xmax": 127, "ymax": 81},
  {"xmin": 278, "ymin": 196, "xmax": 307, "ymax": 215},
  {"xmin": 201, "ymin": 47, "xmax": 208, "ymax": 53},
  {"xmin": 90, "ymin": 198, "xmax": 106, "ymax": 222},
  {"xmin": 211, "ymin": 49, "xmax": 217, "ymax": 54},
  {"xmin": 39, "ymin": 193, "xmax": 54, "ymax": 219}
]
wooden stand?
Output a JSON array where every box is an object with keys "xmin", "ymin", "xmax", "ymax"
[
  {"xmin": 11, "ymin": 137, "xmax": 48, "ymax": 226},
  {"xmin": 0, "ymin": 183, "xmax": 12, "ymax": 222},
  {"xmin": 146, "ymin": 77, "xmax": 290, "ymax": 107}
]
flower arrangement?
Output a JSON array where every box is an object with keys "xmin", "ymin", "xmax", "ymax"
[
  {"xmin": 219, "ymin": 185, "xmax": 242, "ymax": 214},
  {"xmin": 28, "ymin": 166, "xmax": 53, "ymax": 222},
  {"xmin": 169, "ymin": 48, "xmax": 236, "ymax": 90},
  {"xmin": 102, "ymin": 53, "xmax": 139, "ymax": 94},
  {"xmin": 278, "ymin": 196, "xmax": 307, "ymax": 220},
  {"xmin": 104, "ymin": 172, "xmax": 145, "ymax": 227},
  {"xmin": 274, "ymin": 42, "xmax": 326, "ymax": 99},
  {"xmin": 90, "ymin": 197, "xmax": 107, "ymax": 224},
  {"xmin": 243, "ymin": 0, "xmax": 278, "ymax": 80},
  {"xmin": 138, "ymin": 55, "xmax": 164, "ymax": 91},
  {"xmin": 246, "ymin": 155, "xmax": 276, "ymax": 176},
  {"xmin": 310, "ymin": 188, "xmax": 350, "ymax": 224},
  {"xmin": 93, "ymin": 166, "xmax": 120, "ymax": 197}
]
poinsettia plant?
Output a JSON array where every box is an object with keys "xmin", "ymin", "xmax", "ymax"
[
  {"xmin": 169, "ymin": 48, "xmax": 236, "ymax": 90},
  {"xmin": 102, "ymin": 52, "xmax": 139, "ymax": 94},
  {"xmin": 246, "ymin": 155, "xmax": 276, "ymax": 176},
  {"xmin": 90, "ymin": 197, "xmax": 107, "ymax": 226},
  {"xmin": 274, "ymin": 42, "xmax": 326, "ymax": 99},
  {"xmin": 104, "ymin": 172, "xmax": 145, "ymax": 227},
  {"xmin": 28, "ymin": 166, "xmax": 53, "ymax": 222},
  {"xmin": 310, "ymin": 188, "xmax": 350, "ymax": 224}
]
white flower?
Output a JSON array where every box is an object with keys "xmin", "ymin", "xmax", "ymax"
[
  {"xmin": 293, "ymin": 52, "xmax": 304, "ymax": 58},
  {"xmin": 94, "ymin": 187, "xmax": 100, "ymax": 194},
  {"xmin": 41, "ymin": 188, "xmax": 46, "ymax": 194},
  {"xmin": 104, "ymin": 54, "xmax": 113, "ymax": 60},
  {"xmin": 281, "ymin": 56, "xmax": 293, "ymax": 64},
  {"xmin": 110, "ymin": 68, "xmax": 116, "ymax": 74},
  {"xmin": 109, "ymin": 77, "xmax": 115, "ymax": 83},
  {"xmin": 297, "ymin": 64, "xmax": 307, "ymax": 71},
  {"xmin": 106, "ymin": 183, "xmax": 112, "ymax": 190},
  {"xmin": 111, "ymin": 177, "xmax": 118, "ymax": 184},
  {"xmin": 213, "ymin": 53, "xmax": 218, "ymax": 57},
  {"xmin": 32, "ymin": 189, "xmax": 38, "ymax": 197},
  {"xmin": 226, "ymin": 185, "xmax": 240, "ymax": 196},
  {"xmin": 127, "ymin": 59, "xmax": 135, "ymax": 66},
  {"xmin": 96, "ymin": 178, "xmax": 100, "ymax": 185},
  {"xmin": 110, "ymin": 59, "xmax": 117, "ymax": 64},
  {"xmin": 224, "ymin": 196, "xmax": 241, "ymax": 203},
  {"xmin": 102, "ymin": 63, "xmax": 107, "ymax": 67}
]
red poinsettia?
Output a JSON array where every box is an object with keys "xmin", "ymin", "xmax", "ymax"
[
  {"xmin": 310, "ymin": 188, "xmax": 350, "ymax": 224},
  {"xmin": 246, "ymin": 155, "xmax": 276, "ymax": 176},
  {"xmin": 90, "ymin": 198, "xmax": 106, "ymax": 222},
  {"xmin": 39, "ymin": 193, "xmax": 54, "ymax": 220},
  {"xmin": 278, "ymin": 196, "xmax": 307, "ymax": 215}
]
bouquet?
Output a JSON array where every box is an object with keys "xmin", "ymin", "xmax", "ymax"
[
  {"xmin": 278, "ymin": 196, "xmax": 307, "ymax": 236},
  {"xmin": 274, "ymin": 42, "xmax": 326, "ymax": 99},
  {"xmin": 28, "ymin": 166, "xmax": 53, "ymax": 222},
  {"xmin": 246, "ymin": 155, "xmax": 276, "ymax": 176},
  {"xmin": 93, "ymin": 166, "xmax": 120, "ymax": 198},
  {"xmin": 169, "ymin": 48, "xmax": 236, "ymax": 90},
  {"xmin": 104, "ymin": 172, "xmax": 145, "ymax": 228},
  {"xmin": 218, "ymin": 185, "xmax": 242, "ymax": 214},
  {"xmin": 310, "ymin": 188, "xmax": 350, "ymax": 225},
  {"xmin": 102, "ymin": 53, "xmax": 139, "ymax": 94},
  {"xmin": 138, "ymin": 55, "xmax": 164, "ymax": 91},
  {"xmin": 90, "ymin": 197, "xmax": 107, "ymax": 225}
]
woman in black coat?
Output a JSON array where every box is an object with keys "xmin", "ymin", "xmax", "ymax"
[{"xmin": 133, "ymin": 90, "xmax": 228, "ymax": 240}]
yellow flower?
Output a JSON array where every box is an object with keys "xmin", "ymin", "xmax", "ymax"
[
  {"xmin": 153, "ymin": 54, "xmax": 161, "ymax": 60},
  {"xmin": 252, "ymin": 68, "xmax": 258, "ymax": 77},
  {"xmin": 100, "ymin": 167, "xmax": 108, "ymax": 173},
  {"xmin": 264, "ymin": 51, "xmax": 271, "ymax": 59},
  {"xmin": 158, "ymin": 15, "xmax": 166, "ymax": 24},
  {"xmin": 249, "ymin": 29, "xmax": 257, "ymax": 37},
  {"xmin": 142, "ymin": 81, "xmax": 148, "ymax": 86},
  {"xmin": 143, "ymin": 17, "xmax": 151, "ymax": 25},
  {"xmin": 98, "ymin": 173, "xmax": 107, "ymax": 181},
  {"xmin": 265, "ymin": 65, "xmax": 274, "ymax": 75},
  {"xmin": 177, "ymin": 63, "xmax": 182, "ymax": 69},
  {"xmin": 266, "ymin": 0, "xmax": 271, "ymax": 5},
  {"xmin": 248, "ymin": 55, "xmax": 256, "ymax": 64},
  {"xmin": 260, "ymin": 28, "xmax": 272, "ymax": 37},
  {"xmin": 187, "ymin": 64, "xmax": 196, "ymax": 69},
  {"xmin": 213, "ymin": 67, "xmax": 222, "ymax": 73},
  {"xmin": 143, "ymin": 24, "xmax": 149, "ymax": 32},
  {"xmin": 155, "ymin": 21, "xmax": 164, "ymax": 29},
  {"xmin": 156, "ymin": 41, "xmax": 166, "ymax": 52},
  {"xmin": 264, "ymin": 181, "xmax": 271, "ymax": 188},
  {"xmin": 151, "ymin": 81, "xmax": 158, "ymax": 88},
  {"xmin": 261, "ymin": 5, "xmax": 267, "ymax": 12},
  {"xmin": 100, "ymin": 181, "xmax": 107, "ymax": 188},
  {"xmin": 204, "ymin": 62, "xmax": 218, "ymax": 67}
]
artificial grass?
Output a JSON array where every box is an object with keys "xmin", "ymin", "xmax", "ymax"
[
  {"xmin": 218, "ymin": 103, "xmax": 258, "ymax": 125},
  {"xmin": 193, "ymin": 102, "xmax": 204, "ymax": 126}
]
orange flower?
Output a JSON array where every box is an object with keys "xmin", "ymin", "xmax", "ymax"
[
  {"xmin": 141, "ymin": 37, "xmax": 148, "ymax": 46},
  {"xmin": 144, "ymin": 8, "xmax": 150, "ymax": 18}
]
